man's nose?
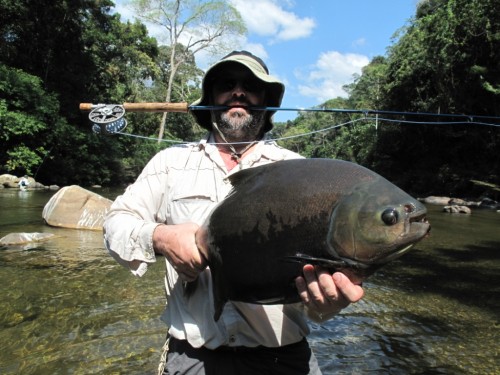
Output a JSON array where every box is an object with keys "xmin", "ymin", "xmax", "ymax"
[{"xmin": 230, "ymin": 81, "xmax": 246, "ymax": 97}]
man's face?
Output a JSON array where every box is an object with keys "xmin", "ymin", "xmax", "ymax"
[{"xmin": 210, "ymin": 65, "xmax": 267, "ymax": 142}]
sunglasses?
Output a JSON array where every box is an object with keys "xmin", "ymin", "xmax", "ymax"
[{"xmin": 212, "ymin": 77, "xmax": 265, "ymax": 93}]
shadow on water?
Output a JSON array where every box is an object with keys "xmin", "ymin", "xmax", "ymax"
[{"xmin": 385, "ymin": 240, "xmax": 500, "ymax": 316}]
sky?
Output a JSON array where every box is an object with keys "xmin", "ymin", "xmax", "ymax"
[{"xmin": 112, "ymin": 0, "xmax": 421, "ymax": 121}]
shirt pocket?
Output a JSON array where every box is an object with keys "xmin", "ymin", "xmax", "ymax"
[{"xmin": 169, "ymin": 187, "xmax": 216, "ymax": 225}]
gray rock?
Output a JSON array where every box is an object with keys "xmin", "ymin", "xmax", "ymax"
[{"xmin": 443, "ymin": 205, "xmax": 472, "ymax": 214}]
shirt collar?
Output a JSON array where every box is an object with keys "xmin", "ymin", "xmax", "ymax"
[{"xmin": 199, "ymin": 132, "xmax": 286, "ymax": 163}]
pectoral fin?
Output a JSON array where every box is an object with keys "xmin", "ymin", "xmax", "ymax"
[{"xmin": 284, "ymin": 253, "xmax": 348, "ymax": 269}]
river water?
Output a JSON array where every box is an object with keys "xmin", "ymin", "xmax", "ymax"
[{"xmin": 0, "ymin": 188, "xmax": 499, "ymax": 374}]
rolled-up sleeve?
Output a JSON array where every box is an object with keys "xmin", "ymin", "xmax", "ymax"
[{"xmin": 103, "ymin": 150, "xmax": 169, "ymax": 275}]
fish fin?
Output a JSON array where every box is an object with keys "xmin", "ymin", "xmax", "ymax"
[
  {"xmin": 284, "ymin": 253, "xmax": 348, "ymax": 269},
  {"xmin": 227, "ymin": 166, "xmax": 266, "ymax": 187},
  {"xmin": 211, "ymin": 264, "xmax": 229, "ymax": 322}
]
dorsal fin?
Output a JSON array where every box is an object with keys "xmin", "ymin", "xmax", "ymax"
[{"xmin": 227, "ymin": 163, "xmax": 270, "ymax": 187}]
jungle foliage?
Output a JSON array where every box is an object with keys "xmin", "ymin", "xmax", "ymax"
[
  {"xmin": 1, "ymin": 0, "xmax": 499, "ymax": 196},
  {"xmin": 275, "ymin": 0, "xmax": 499, "ymax": 196}
]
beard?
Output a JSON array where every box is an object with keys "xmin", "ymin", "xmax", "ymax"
[{"xmin": 212, "ymin": 107, "xmax": 266, "ymax": 143}]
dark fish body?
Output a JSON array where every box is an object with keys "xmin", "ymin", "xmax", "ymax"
[{"xmin": 195, "ymin": 158, "xmax": 430, "ymax": 320}]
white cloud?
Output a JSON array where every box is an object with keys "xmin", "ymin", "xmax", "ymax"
[
  {"xmin": 352, "ymin": 38, "xmax": 366, "ymax": 48},
  {"xmin": 230, "ymin": 0, "xmax": 315, "ymax": 42},
  {"xmin": 297, "ymin": 51, "xmax": 369, "ymax": 102}
]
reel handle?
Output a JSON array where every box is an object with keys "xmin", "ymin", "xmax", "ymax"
[{"xmin": 80, "ymin": 102, "xmax": 189, "ymax": 113}]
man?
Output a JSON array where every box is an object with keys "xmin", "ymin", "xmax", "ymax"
[{"xmin": 104, "ymin": 51, "xmax": 364, "ymax": 374}]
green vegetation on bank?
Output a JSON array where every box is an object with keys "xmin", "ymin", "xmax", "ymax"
[{"xmin": 1, "ymin": 0, "xmax": 498, "ymax": 197}]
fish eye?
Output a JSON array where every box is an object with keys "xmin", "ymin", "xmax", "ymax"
[{"xmin": 381, "ymin": 208, "xmax": 399, "ymax": 225}]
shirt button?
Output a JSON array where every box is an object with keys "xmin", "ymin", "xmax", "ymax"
[{"xmin": 229, "ymin": 335, "xmax": 236, "ymax": 344}]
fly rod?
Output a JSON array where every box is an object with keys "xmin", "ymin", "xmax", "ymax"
[{"xmin": 80, "ymin": 102, "xmax": 500, "ymax": 134}]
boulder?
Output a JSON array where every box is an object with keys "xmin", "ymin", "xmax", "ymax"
[
  {"xmin": 448, "ymin": 198, "xmax": 469, "ymax": 206},
  {"xmin": 42, "ymin": 185, "xmax": 112, "ymax": 230},
  {"xmin": 0, "ymin": 174, "xmax": 44, "ymax": 189},
  {"xmin": 0, "ymin": 174, "xmax": 18, "ymax": 185},
  {"xmin": 443, "ymin": 205, "xmax": 472, "ymax": 214},
  {"xmin": 420, "ymin": 196, "xmax": 452, "ymax": 205},
  {"xmin": 478, "ymin": 197, "xmax": 499, "ymax": 210},
  {"xmin": 0, "ymin": 232, "xmax": 56, "ymax": 245},
  {"xmin": 3, "ymin": 181, "xmax": 19, "ymax": 188}
]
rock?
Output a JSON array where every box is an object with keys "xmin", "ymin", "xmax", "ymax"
[
  {"xmin": 0, "ymin": 174, "xmax": 45, "ymax": 189},
  {"xmin": 448, "ymin": 198, "xmax": 468, "ymax": 206},
  {"xmin": 443, "ymin": 205, "xmax": 472, "ymax": 214},
  {"xmin": 0, "ymin": 232, "xmax": 56, "ymax": 245},
  {"xmin": 420, "ymin": 196, "xmax": 452, "ymax": 205},
  {"xmin": 3, "ymin": 181, "xmax": 19, "ymax": 188},
  {"xmin": 0, "ymin": 174, "xmax": 18, "ymax": 185},
  {"xmin": 42, "ymin": 185, "xmax": 112, "ymax": 230},
  {"xmin": 478, "ymin": 197, "xmax": 499, "ymax": 210},
  {"xmin": 32, "ymin": 181, "xmax": 46, "ymax": 189}
]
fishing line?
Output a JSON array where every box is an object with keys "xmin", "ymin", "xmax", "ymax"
[
  {"xmin": 80, "ymin": 103, "xmax": 500, "ymax": 144},
  {"xmin": 112, "ymin": 115, "xmax": 500, "ymax": 145},
  {"xmin": 190, "ymin": 105, "xmax": 500, "ymax": 125}
]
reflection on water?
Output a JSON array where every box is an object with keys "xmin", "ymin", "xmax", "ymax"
[{"xmin": 0, "ymin": 190, "xmax": 499, "ymax": 374}]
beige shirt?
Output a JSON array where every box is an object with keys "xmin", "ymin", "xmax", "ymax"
[{"xmin": 104, "ymin": 134, "xmax": 311, "ymax": 349}]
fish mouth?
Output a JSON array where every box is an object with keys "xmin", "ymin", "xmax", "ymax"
[{"xmin": 408, "ymin": 211, "xmax": 431, "ymax": 237}]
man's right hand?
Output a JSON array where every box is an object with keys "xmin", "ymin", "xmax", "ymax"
[{"xmin": 153, "ymin": 223, "xmax": 207, "ymax": 282}]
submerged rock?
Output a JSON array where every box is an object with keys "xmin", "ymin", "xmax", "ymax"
[{"xmin": 0, "ymin": 232, "xmax": 56, "ymax": 245}]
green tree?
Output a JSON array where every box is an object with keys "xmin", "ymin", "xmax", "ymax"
[
  {"xmin": 276, "ymin": 97, "xmax": 377, "ymax": 165},
  {"xmin": 0, "ymin": 0, "xmax": 163, "ymax": 185},
  {"xmin": 0, "ymin": 65, "xmax": 59, "ymax": 176},
  {"xmin": 374, "ymin": 0, "xmax": 500, "ymax": 195}
]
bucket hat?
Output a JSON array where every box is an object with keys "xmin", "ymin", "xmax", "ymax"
[{"xmin": 191, "ymin": 51, "xmax": 284, "ymax": 133}]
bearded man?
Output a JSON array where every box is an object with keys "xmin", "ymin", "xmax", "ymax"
[{"xmin": 104, "ymin": 51, "xmax": 364, "ymax": 375}]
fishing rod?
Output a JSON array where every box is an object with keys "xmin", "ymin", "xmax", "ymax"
[{"xmin": 79, "ymin": 102, "xmax": 500, "ymax": 135}]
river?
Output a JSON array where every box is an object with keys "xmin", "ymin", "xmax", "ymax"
[{"xmin": 0, "ymin": 188, "xmax": 499, "ymax": 374}]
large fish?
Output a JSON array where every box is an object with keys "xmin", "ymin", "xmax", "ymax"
[{"xmin": 195, "ymin": 158, "xmax": 430, "ymax": 321}]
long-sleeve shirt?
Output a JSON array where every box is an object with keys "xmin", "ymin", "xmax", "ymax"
[{"xmin": 103, "ymin": 134, "xmax": 311, "ymax": 349}]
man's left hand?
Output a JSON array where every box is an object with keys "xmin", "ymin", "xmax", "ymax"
[{"xmin": 295, "ymin": 264, "xmax": 364, "ymax": 321}]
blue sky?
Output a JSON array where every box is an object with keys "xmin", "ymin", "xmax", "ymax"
[{"xmin": 113, "ymin": 0, "xmax": 420, "ymax": 121}]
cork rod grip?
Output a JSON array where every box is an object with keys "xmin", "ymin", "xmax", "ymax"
[{"xmin": 79, "ymin": 102, "xmax": 189, "ymax": 113}]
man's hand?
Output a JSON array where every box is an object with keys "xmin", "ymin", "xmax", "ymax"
[
  {"xmin": 295, "ymin": 265, "xmax": 364, "ymax": 321},
  {"xmin": 153, "ymin": 223, "xmax": 207, "ymax": 282}
]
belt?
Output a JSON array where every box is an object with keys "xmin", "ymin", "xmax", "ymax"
[
  {"xmin": 216, "ymin": 337, "xmax": 307, "ymax": 353},
  {"xmin": 169, "ymin": 337, "xmax": 307, "ymax": 354}
]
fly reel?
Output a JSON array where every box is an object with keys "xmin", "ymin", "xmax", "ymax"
[{"xmin": 89, "ymin": 104, "xmax": 127, "ymax": 134}]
